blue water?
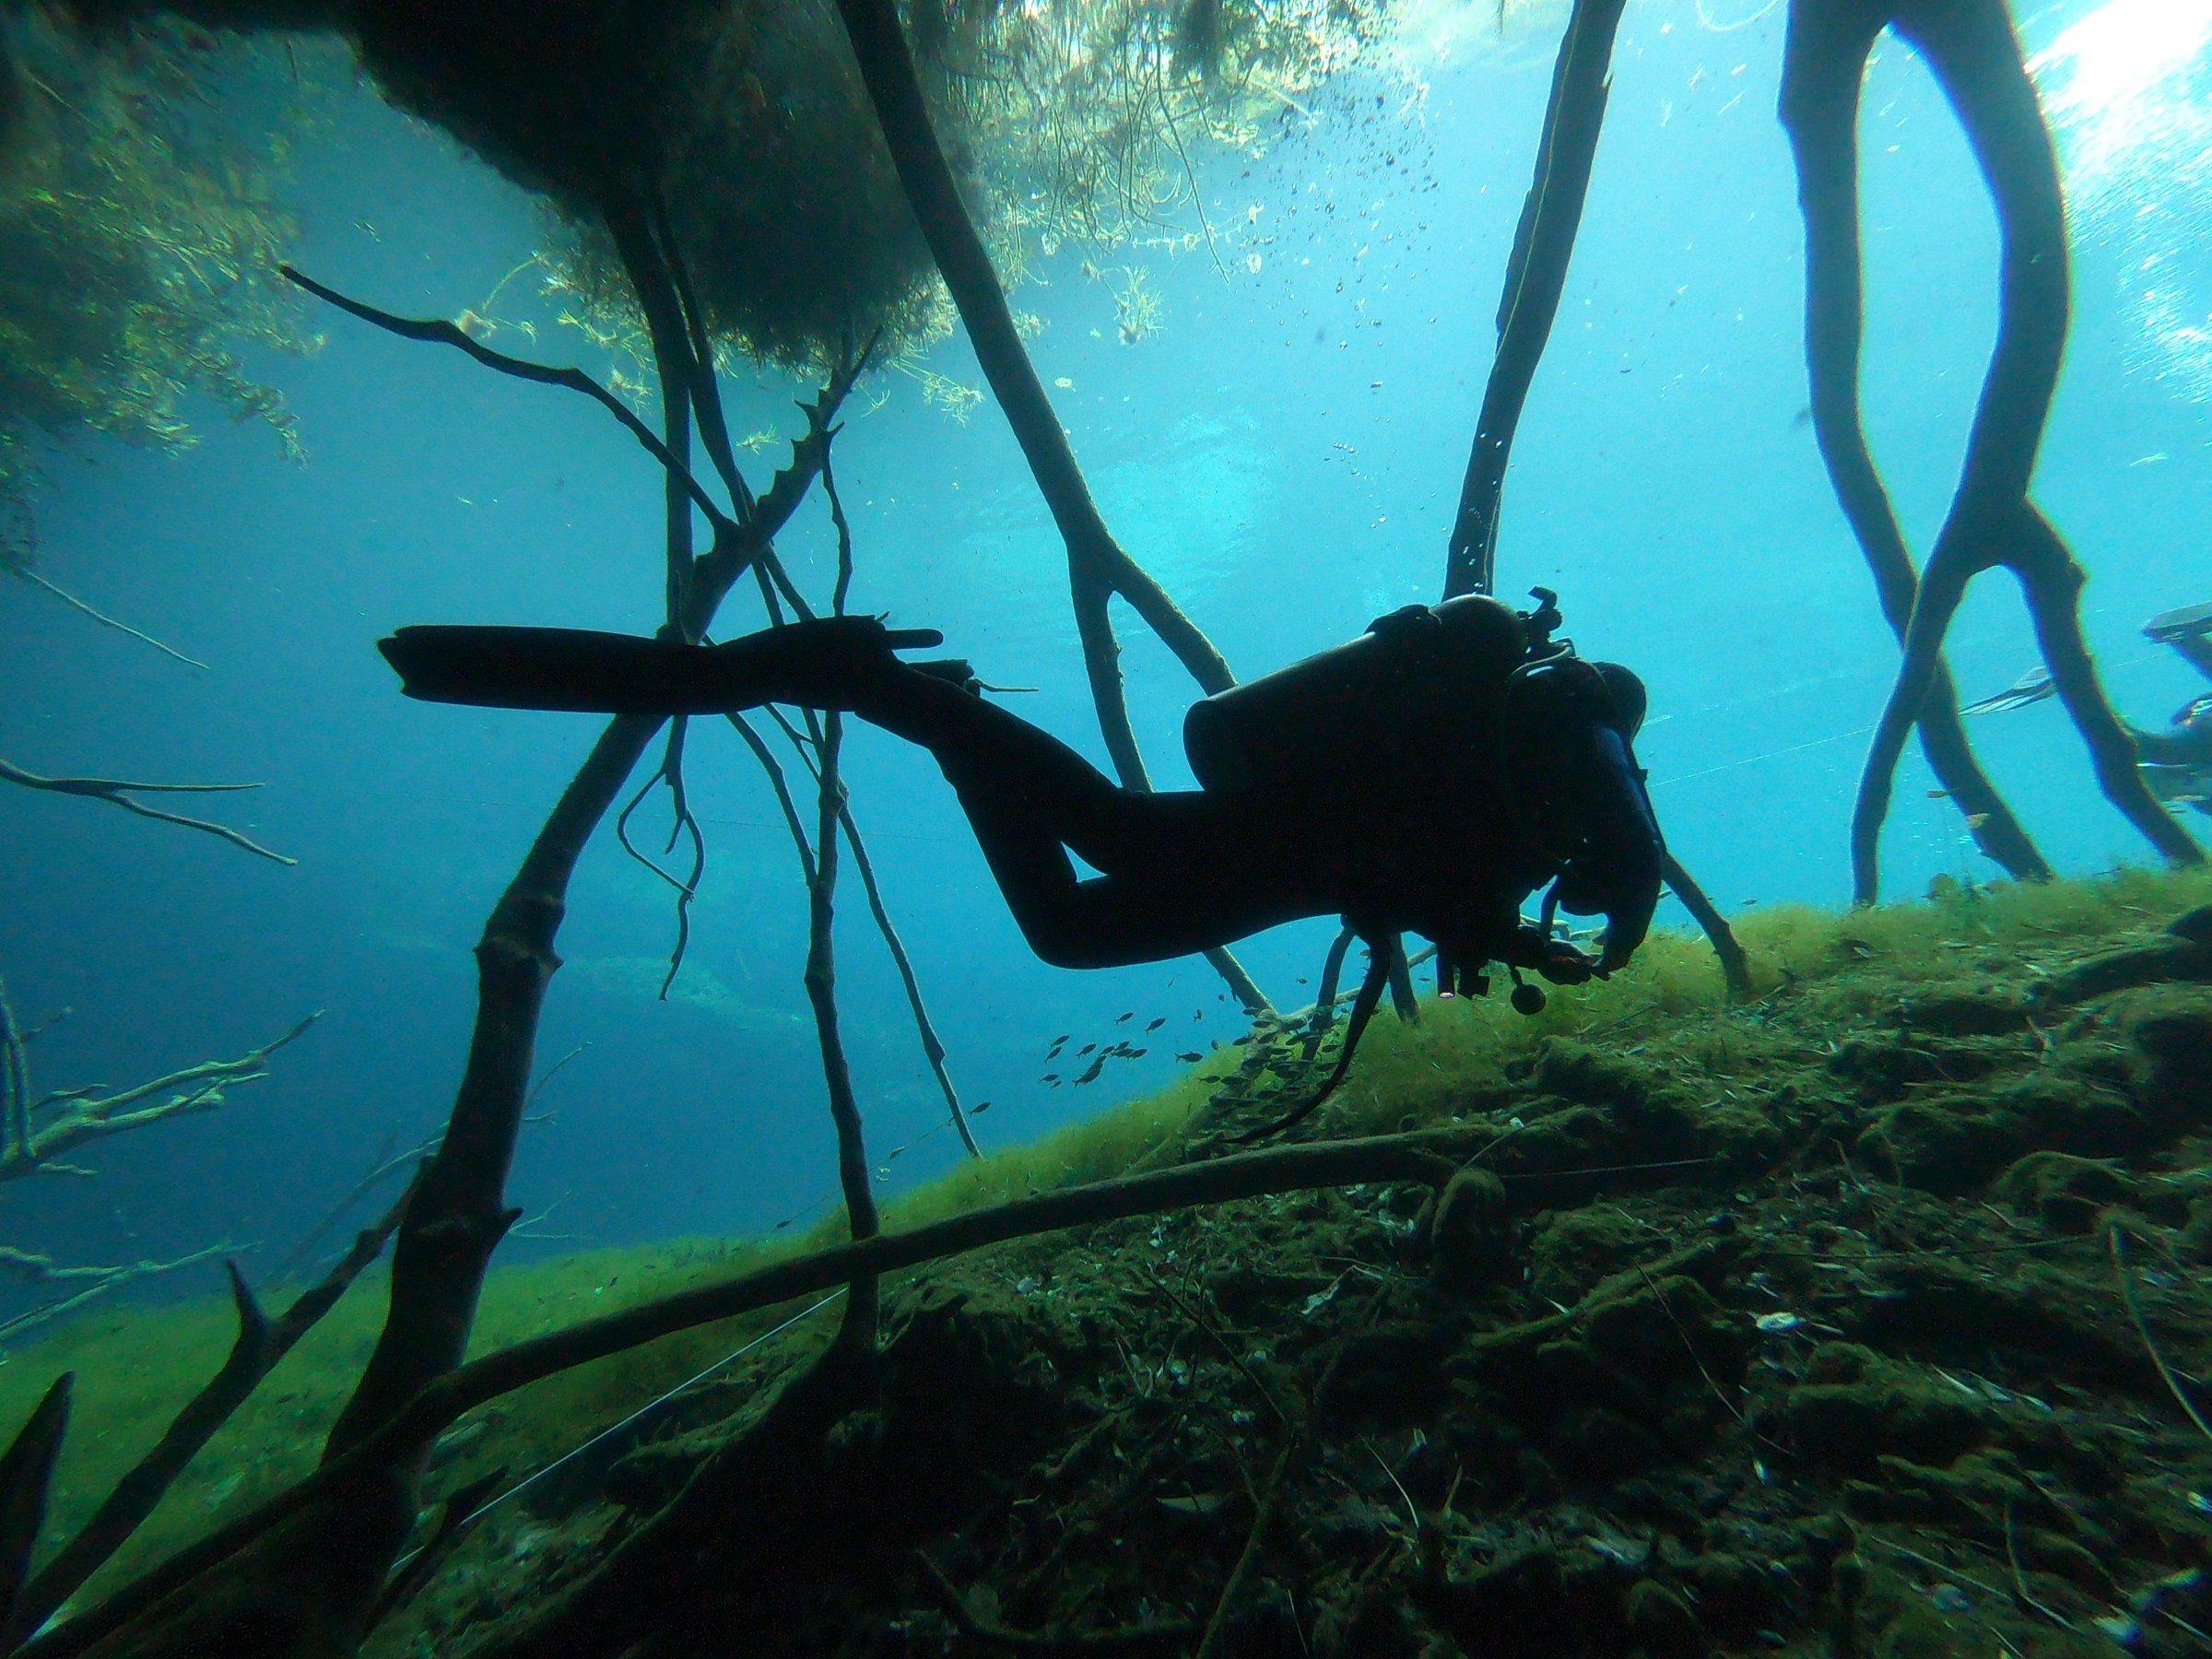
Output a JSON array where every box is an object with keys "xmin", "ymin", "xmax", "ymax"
[{"xmin": 3, "ymin": 0, "xmax": 2207, "ymax": 1289}]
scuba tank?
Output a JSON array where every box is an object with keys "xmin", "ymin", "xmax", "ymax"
[{"xmin": 1182, "ymin": 591, "xmax": 1559, "ymax": 796}]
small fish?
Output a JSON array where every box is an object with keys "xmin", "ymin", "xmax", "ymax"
[
  {"xmin": 1041, "ymin": 1074, "xmax": 1060, "ymax": 1084},
  {"xmin": 1145, "ymin": 1017, "xmax": 1166, "ymax": 1031},
  {"xmin": 1124, "ymin": 1047, "xmax": 1147, "ymax": 1059},
  {"xmin": 972, "ymin": 1100, "xmax": 992, "ymax": 1113},
  {"xmin": 1194, "ymin": 1010, "xmax": 1203, "ymax": 1020},
  {"xmin": 1048, "ymin": 1033, "xmax": 1070, "ymax": 1047},
  {"xmin": 1075, "ymin": 1054, "xmax": 1108, "ymax": 1086},
  {"xmin": 1115, "ymin": 1012, "xmax": 1135, "ymax": 1024},
  {"xmin": 1078, "ymin": 1042, "xmax": 1097, "ymax": 1056},
  {"xmin": 1177, "ymin": 1051, "xmax": 1203, "ymax": 1063}
]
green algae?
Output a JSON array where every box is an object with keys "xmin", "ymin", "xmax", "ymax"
[{"xmin": 9, "ymin": 865, "xmax": 2212, "ymax": 1650}]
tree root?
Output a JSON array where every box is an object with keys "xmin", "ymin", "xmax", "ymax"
[
  {"xmin": 1777, "ymin": 0, "xmax": 2200, "ymax": 900},
  {"xmin": 0, "ymin": 759, "xmax": 291, "ymax": 866},
  {"xmin": 21, "ymin": 1129, "xmax": 1465, "ymax": 1659}
]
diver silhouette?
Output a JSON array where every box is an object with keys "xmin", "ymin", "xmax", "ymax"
[
  {"xmin": 1965, "ymin": 600, "xmax": 2212, "ymax": 818},
  {"xmin": 379, "ymin": 589, "xmax": 1665, "ymax": 1122},
  {"xmin": 2134, "ymin": 602, "xmax": 2212, "ymax": 817}
]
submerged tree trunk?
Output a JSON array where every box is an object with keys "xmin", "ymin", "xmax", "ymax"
[{"xmin": 833, "ymin": 0, "xmax": 1271, "ymax": 1017}]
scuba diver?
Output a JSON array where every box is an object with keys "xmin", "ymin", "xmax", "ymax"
[
  {"xmin": 1964, "ymin": 600, "xmax": 2212, "ymax": 818},
  {"xmin": 2133, "ymin": 602, "xmax": 2212, "ymax": 817},
  {"xmin": 379, "ymin": 589, "xmax": 1666, "ymax": 1130}
]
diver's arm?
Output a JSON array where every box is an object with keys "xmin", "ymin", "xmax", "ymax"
[{"xmin": 1442, "ymin": 898, "xmax": 1600, "ymax": 986}]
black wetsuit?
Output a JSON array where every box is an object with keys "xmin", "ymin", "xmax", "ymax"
[
  {"xmin": 2134, "ymin": 612, "xmax": 2212, "ymax": 816},
  {"xmin": 378, "ymin": 597, "xmax": 1665, "ymax": 987}
]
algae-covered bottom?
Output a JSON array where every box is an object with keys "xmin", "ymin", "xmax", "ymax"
[{"xmin": 11, "ymin": 872, "xmax": 2212, "ymax": 1657}]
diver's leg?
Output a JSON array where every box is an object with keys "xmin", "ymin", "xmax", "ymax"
[
  {"xmin": 711, "ymin": 620, "xmax": 1161, "ymax": 869},
  {"xmin": 755, "ymin": 635, "xmax": 1314, "ymax": 961},
  {"xmin": 695, "ymin": 622, "xmax": 1312, "ymax": 960},
  {"xmin": 957, "ymin": 787, "xmax": 1303, "ymax": 968}
]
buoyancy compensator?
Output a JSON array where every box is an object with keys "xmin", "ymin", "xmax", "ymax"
[{"xmin": 1182, "ymin": 589, "xmax": 1564, "ymax": 798}]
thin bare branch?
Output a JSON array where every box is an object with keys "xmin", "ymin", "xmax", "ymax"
[
  {"xmin": 838, "ymin": 799, "xmax": 979, "ymax": 1159},
  {"xmin": 0, "ymin": 758, "xmax": 294, "ymax": 865},
  {"xmin": 6, "ymin": 568, "xmax": 206, "ymax": 670},
  {"xmin": 614, "ymin": 719, "xmax": 706, "ymax": 999},
  {"xmin": 729, "ymin": 713, "xmax": 818, "ymax": 887},
  {"xmin": 279, "ymin": 264, "xmax": 737, "ymax": 540},
  {"xmin": 680, "ymin": 365, "xmax": 862, "ymax": 629},
  {"xmin": 0, "ymin": 1013, "xmax": 319, "ymax": 1183},
  {"xmin": 0, "ymin": 1246, "xmax": 230, "ymax": 1347},
  {"xmin": 816, "ymin": 452, "xmax": 979, "ymax": 1158}
]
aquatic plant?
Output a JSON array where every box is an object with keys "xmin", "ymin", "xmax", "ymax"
[
  {"xmin": 64, "ymin": 0, "xmax": 1390, "ymax": 374},
  {"xmin": 6, "ymin": 865, "xmax": 2208, "ymax": 1651},
  {"xmin": 0, "ymin": 11, "xmax": 312, "ymax": 562}
]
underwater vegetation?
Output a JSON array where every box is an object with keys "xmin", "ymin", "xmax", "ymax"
[
  {"xmin": 7, "ymin": 869, "xmax": 2212, "ymax": 1654},
  {"xmin": 44, "ymin": 0, "xmax": 1397, "ymax": 373},
  {"xmin": 0, "ymin": 9, "xmax": 312, "ymax": 562}
]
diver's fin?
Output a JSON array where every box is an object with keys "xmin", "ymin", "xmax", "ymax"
[
  {"xmin": 378, "ymin": 621, "xmax": 947, "ymax": 715},
  {"xmin": 1960, "ymin": 666, "xmax": 2055, "ymax": 717},
  {"xmin": 381, "ymin": 627, "xmax": 721, "ymax": 713},
  {"xmin": 2144, "ymin": 601, "xmax": 2212, "ymax": 643}
]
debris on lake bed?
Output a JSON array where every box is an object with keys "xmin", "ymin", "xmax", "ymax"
[{"xmin": 11, "ymin": 872, "xmax": 2212, "ymax": 1657}]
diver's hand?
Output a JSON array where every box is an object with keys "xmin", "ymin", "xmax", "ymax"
[{"xmin": 1502, "ymin": 924, "xmax": 1601, "ymax": 985}]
